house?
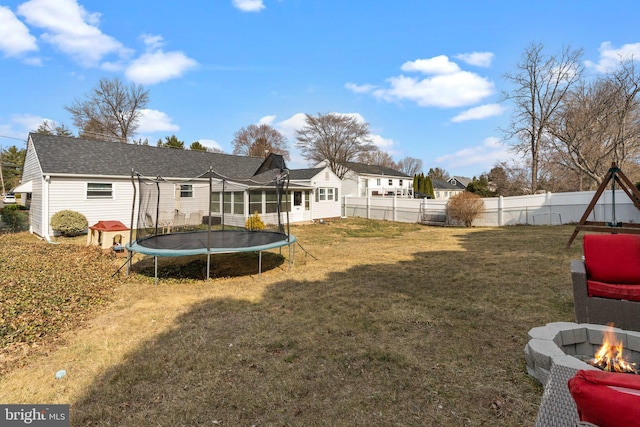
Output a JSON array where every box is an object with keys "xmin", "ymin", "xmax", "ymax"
[
  {"xmin": 448, "ymin": 176, "xmax": 472, "ymax": 190},
  {"xmin": 19, "ymin": 133, "xmax": 341, "ymax": 239},
  {"xmin": 330, "ymin": 161, "xmax": 413, "ymax": 198},
  {"xmin": 431, "ymin": 178, "xmax": 464, "ymax": 200}
]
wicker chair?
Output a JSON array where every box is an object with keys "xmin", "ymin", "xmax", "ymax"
[{"xmin": 571, "ymin": 234, "xmax": 640, "ymax": 331}]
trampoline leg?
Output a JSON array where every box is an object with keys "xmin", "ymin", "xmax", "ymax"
[
  {"xmin": 154, "ymin": 256, "xmax": 158, "ymax": 286},
  {"xmin": 207, "ymin": 254, "xmax": 211, "ymax": 281},
  {"xmin": 259, "ymin": 251, "xmax": 262, "ymax": 276}
]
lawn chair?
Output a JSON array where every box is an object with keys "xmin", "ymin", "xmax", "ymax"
[
  {"xmin": 571, "ymin": 233, "xmax": 640, "ymax": 331},
  {"xmin": 173, "ymin": 211, "xmax": 186, "ymax": 231}
]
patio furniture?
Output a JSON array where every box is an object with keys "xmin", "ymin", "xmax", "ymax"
[
  {"xmin": 568, "ymin": 369, "xmax": 640, "ymax": 427},
  {"xmin": 571, "ymin": 233, "xmax": 640, "ymax": 331}
]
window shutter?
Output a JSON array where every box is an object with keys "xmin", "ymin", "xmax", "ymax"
[
  {"xmin": 315, "ymin": 190, "xmax": 319, "ymax": 202},
  {"xmin": 334, "ymin": 188, "xmax": 339, "ymax": 201}
]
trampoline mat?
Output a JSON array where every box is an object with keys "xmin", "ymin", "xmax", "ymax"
[{"xmin": 131, "ymin": 229, "xmax": 293, "ymax": 253}]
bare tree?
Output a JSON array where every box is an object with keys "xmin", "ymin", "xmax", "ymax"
[
  {"xmin": 357, "ymin": 150, "xmax": 397, "ymax": 168},
  {"xmin": 547, "ymin": 58, "xmax": 640, "ymax": 187},
  {"xmin": 34, "ymin": 120, "xmax": 73, "ymax": 137},
  {"xmin": 502, "ymin": 43, "xmax": 583, "ymax": 193},
  {"xmin": 396, "ymin": 157, "xmax": 423, "ymax": 176},
  {"xmin": 427, "ymin": 167, "xmax": 450, "ymax": 181},
  {"xmin": 232, "ymin": 124, "xmax": 290, "ymax": 159},
  {"xmin": 66, "ymin": 77, "xmax": 149, "ymax": 143},
  {"xmin": 295, "ymin": 113, "xmax": 375, "ymax": 179}
]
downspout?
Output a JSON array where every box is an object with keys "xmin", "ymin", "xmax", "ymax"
[{"xmin": 43, "ymin": 175, "xmax": 59, "ymax": 244}]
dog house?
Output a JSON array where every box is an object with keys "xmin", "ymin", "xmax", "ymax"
[{"xmin": 87, "ymin": 220, "xmax": 130, "ymax": 250}]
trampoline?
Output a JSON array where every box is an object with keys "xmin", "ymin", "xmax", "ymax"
[{"xmin": 125, "ymin": 153, "xmax": 297, "ymax": 283}]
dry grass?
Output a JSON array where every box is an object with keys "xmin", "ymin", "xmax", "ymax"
[{"xmin": 0, "ymin": 219, "xmax": 583, "ymax": 426}]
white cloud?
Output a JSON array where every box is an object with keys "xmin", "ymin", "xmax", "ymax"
[
  {"xmin": 401, "ymin": 55, "xmax": 460, "ymax": 74},
  {"xmin": 126, "ymin": 50, "xmax": 198, "ymax": 85},
  {"xmin": 198, "ymin": 138, "xmax": 223, "ymax": 152},
  {"xmin": 348, "ymin": 55, "xmax": 495, "ymax": 108},
  {"xmin": 434, "ymin": 137, "xmax": 512, "ymax": 173},
  {"xmin": 374, "ymin": 71, "xmax": 494, "ymax": 108},
  {"xmin": 137, "ymin": 109, "xmax": 179, "ymax": 133},
  {"xmin": 451, "ymin": 103, "xmax": 505, "ymax": 123},
  {"xmin": 273, "ymin": 113, "xmax": 307, "ymax": 140},
  {"xmin": 0, "ymin": 114, "xmax": 48, "ymax": 141},
  {"xmin": 345, "ymin": 82, "xmax": 377, "ymax": 93},
  {"xmin": 232, "ymin": 0, "xmax": 265, "ymax": 12},
  {"xmin": 585, "ymin": 41, "xmax": 640, "ymax": 73},
  {"xmin": 369, "ymin": 134, "xmax": 396, "ymax": 152},
  {"xmin": 0, "ymin": 6, "xmax": 37, "ymax": 57},
  {"xmin": 258, "ymin": 115, "xmax": 276, "ymax": 125},
  {"xmin": 455, "ymin": 52, "xmax": 494, "ymax": 67},
  {"xmin": 17, "ymin": 0, "xmax": 130, "ymax": 67}
]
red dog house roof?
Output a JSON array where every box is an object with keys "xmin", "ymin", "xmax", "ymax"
[{"xmin": 89, "ymin": 220, "xmax": 130, "ymax": 232}]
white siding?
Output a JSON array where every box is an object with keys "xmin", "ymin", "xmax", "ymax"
[
  {"xmin": 19, "ymin": 139, "xmax": 44, "ymax": 236},
  {"xmin": 310, "ymin": 169, "xmax": 342, "ymax": 219},
  {"xmin": 47, "ymin": 177, "xmax": 135, "ymax": 235}
]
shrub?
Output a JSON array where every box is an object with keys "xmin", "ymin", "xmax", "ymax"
[
  {"xmin": 1, "ymin": 204, "xmax": 29, "ymax": 232},
  {"xmin": 245, "ymin": 211, "xmax": 265, "ymax": 230},
  {"xmin": 446, "ymin": 191, "xmax": 485, "ymax": 227},
  {"xmin": 50, "ymin": 210, "xmax": 88, "ymax": 236}
]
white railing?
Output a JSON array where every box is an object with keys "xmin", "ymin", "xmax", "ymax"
[{"xmin": 342, "ymin": 190, "xmax": 640, "ymax": 226}]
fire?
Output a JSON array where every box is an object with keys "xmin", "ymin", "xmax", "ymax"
[{"xmin": 590, "ymin": 324, "xmax": 639, "ymax": 374}]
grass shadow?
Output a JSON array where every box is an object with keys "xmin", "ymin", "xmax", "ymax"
[{"xmin": 71, "ymin": 225, "xmax": 581, "ymax": 426}]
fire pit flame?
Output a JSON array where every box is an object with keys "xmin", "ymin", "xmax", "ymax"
[{"xmin": 590, "ymin": 324, "xmax": 640, "ymax": 374}]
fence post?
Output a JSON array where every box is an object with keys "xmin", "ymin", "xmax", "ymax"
[
  {"xmin": 367, "ymin": 194, "xmax": 371, "ymax": 219},
  {"xmin": 498, "ymin": 196, "xmax": 504, "ymax": 226},
  {"xmin": 393, "ymin": 194, "xmax": 397, "ymax": 222}
]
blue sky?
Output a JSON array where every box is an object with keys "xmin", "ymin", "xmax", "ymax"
[{"xmin": 1, "ymin": 0, "xmax": 640, "ymax": 178}]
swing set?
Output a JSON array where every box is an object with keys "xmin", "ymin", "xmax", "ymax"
[{"xmin": 566, "ymin": 162, "xmax": 640, "ymax": 248}]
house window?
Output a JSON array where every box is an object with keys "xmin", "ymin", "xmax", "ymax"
[
  {"xmin": 399, "ymin": 179, "xmax": 403, "ymax": 187},
  {"xmin": 179, "ymin": 184, "xmax": 193, "ymax": 198},
  {"xmin": 265, "ymin": 191, "xmax": 278, "ymax": 213},
  {"xmin": 211, "ymin": 192, "xmax": 221, "ymax": 213},
  {"xmin": 223, "ymin": 193, "xmax": 232, "ymax": 214},
  {"xmin": 233, "ymin": 192, "xmax": 244, "ymax": 215},
  {"xmin": 388, "ymin": 179, "xmax": 393, "ymax": 186},
  {"xmin": 376, "ymin": 178, "xmax": 381, "ymax": 186},
  {"xmin": 87, "ymin": 183, "xmax": 112, "ymax": 199},
  {"xmin": 249, "ymin": 191, "xmax": 262, "ymax": 214},
  {"xmin": 304, "ymin": 191, "xmax": 310, "ymax": 210},
  {"xmin": 317, "ymin": 187, "xmax": 336, "ymax": 202}
]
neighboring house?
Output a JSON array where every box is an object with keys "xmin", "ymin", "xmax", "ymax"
[
  {"xmin": 448, "ymin": 176, "xmax": 472, "ymax": 190},
  {"xmin": 19, "ymin": 133, "xmax": 341, "ymax": 239},
  {"xmin": 322, "ymin": 161, "xmax": 413, "ymax": 198},
  {"xmin": 431, "ymin": 178, "xmax": 464, "ymax": 200}
]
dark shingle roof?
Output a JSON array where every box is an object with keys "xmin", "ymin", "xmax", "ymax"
[
  {"xmin": 345, "ymin": 161, "xmax": 411, "ymax": 178},
  {"xmin": 30, "ymin": 133, "xmax": 267, "ymax": 180},
  {"xmin": 289, "ymin": 168, "xmax": 325, "ymax": 180},
  {"xmin": 431, "ymin": 178, "xmax": 460, "ymax": 190}
]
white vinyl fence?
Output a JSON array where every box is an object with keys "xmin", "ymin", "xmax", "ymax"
[{"xmin": 342, "ymin": 190, "xmax": 640, "ymax": 226}]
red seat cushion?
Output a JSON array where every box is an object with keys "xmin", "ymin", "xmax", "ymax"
[
  {"xmin": 588, "ymin": 280, "xmax": 640, "ymax": 302},
  {"xmin": 568, "ymin": 369, "xmax": 640, "ymax": 427},
  {"xmin": 583, "ymin": 234, "xmax": 640, "ymax": 284}
]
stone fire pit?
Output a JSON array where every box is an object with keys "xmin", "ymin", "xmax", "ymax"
[
  {"xmin": 525, "ymin": 322, "xmax": 640, "ymax": 386},
  {"xmin": 525, "ymin": 322, "xmax": 640, "ymax": 426}
]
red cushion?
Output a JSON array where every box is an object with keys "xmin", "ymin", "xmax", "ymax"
[
  {"xmin": 588, "ymin": 280, "xmax": 640, "ymax": 302},
  {"xmin": 568, "ymin": 369, "xmax": 640, "ymax": 427},
  {"xmin": 583, "ymin": 234, "xmax": 640, "ymax": 284}
]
